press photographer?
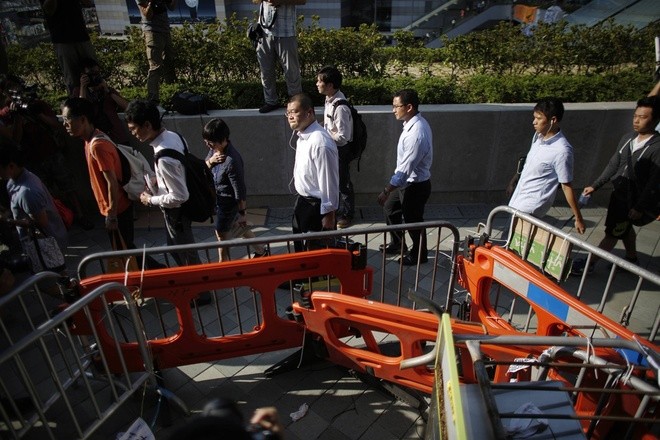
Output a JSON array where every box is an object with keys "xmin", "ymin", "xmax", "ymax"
[
  {"xmin": 0, "ymin": 74, "xmax": 92, "ymax": 230},
  {"xmin": 75, "ymin": 58, "xmax": 131, "ymax": 145}
]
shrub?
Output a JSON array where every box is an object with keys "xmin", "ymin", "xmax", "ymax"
[{"xmin": 6, "ymin": 18, "xmax": 658, "ymax": 110}]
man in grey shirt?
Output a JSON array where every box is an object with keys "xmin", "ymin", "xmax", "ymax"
[{"xmin": 254, "ymin": 0, "xmax": 306, "ymax": 113}]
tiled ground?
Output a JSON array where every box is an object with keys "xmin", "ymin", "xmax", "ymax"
[{"xmin": 4, "ymin": 202, "xmax": 660, "ymax": 439}]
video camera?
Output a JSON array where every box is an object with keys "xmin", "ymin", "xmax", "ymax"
[{"xmin": 9, "ymin": 85, "xmax": 39, "ymax": 113}]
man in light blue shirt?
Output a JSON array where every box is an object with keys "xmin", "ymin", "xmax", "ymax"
[
  {"xmin": 507, "ymin": 98, "xmax": 585, "ymax": 234},
  {"xmin": 377, "ymin": 89, "xmax": 433, "ymax": 266}
]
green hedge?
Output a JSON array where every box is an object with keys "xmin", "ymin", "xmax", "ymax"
[{"xmin": 7, "ymin": 17, "xmax": 659, "ymax": 109}]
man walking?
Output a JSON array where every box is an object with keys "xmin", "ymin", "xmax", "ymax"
[
  {"xmin": 377, "ymin": 89, "xmax": 433, "ymax": 266},
  {"xmin": 317, "ymin": 65, "xmax": 354, "ymax": 228},
  {"xmin": 136, "ymin": 0, "xmax": 176, "ymax": 105},
  {"xmin": 126, "ymin": 99, "xmax": 202, "ymax": 266},
  {"xmin": 571, "ymin": 96, "xmax": 660, "ymax": 275},
  {"xmin": 62, "ymin": 98, "xmax": 163, "ymax": 268},
  {"xmin": 253, "ymin": 0, "xmax": 306, "ymax": 113},
  {"xmin": 507, "ymin": 97, "xmax": 585, "ymax": 234},
  {"xmin": 286, "ymin": 93, "xmax": 339, "ymax": 251}
]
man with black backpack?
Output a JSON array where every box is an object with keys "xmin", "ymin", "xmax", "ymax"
[
  {"xmin": 317, "ymin": 66, "xmax": 355, "ymax": 228},
  {"xmin": 127, "ymin": 99, "xmax": 203, "ymax": 267}
]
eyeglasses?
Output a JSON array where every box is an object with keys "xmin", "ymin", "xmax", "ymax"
[
  {"xmin": 392, "ymin": 104, "xmax": 406, "ymax": 109},
  {"xmin": 285, "ymin": 110, "xmax": 301, "ymax": 117}
]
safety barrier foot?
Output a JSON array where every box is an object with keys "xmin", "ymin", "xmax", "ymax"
[{"xmin": 264, "ymin": 333, "xmax": 327, "ymax": 377}]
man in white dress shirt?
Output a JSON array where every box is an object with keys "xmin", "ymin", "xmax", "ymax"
[
  {"xmin": 317, "ymin": 65, "xmax": 354, "ymax": 229},
  {"xmin": 126, "ymin": 99, "xmax": 202, "ymax": 267},
  {"xmin": 286, "ymin": 93, "xmax": 339, "ymax": 251}
]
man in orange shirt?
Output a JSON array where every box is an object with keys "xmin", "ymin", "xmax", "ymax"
[{"xmin": 62, "ymin": 97, "xmax": 163, "ymax": 268}]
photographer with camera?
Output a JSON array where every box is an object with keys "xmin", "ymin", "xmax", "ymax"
[
  {"xmin": 0, "ymin": 74, "xmax": 92, "ymax": 230},
  {"xmin": 75, "ymin": 58, "xmax": 131, "ymax": 145}
]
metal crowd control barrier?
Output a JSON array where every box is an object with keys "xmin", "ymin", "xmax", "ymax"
[
  {"xmin": 73, "ymin": 222, "xmax": 461, "ymax": 373},
  {"xmin": 77, "ymin": 222, "xmax": 461, "ymax": 310},
  {"xmin": 484, "ymin": 205, "xmax": 660, "ymax": 342},
  {"xmin": 405, "ymin": 315, "xmax": 660, "ymax": 439},
  {"xmin": 0, "ymin": 272, "xmax": 185, "ymax": 439}
]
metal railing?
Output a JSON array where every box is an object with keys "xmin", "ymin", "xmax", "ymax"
[
  {"xmin": 402, "ymin": 308, "xmax": 659, "ymax": 439},
  {"xmin": 78, "ymin": 221, "xmax": 462, "ymax": 312},
  {"xmin": 458, "ymin": 335, "xmax": 660, "ymax": 439},
  {"xmin": 484, "ymin": 205, "xmax": 660, "ymax": 342},
  {"xmin": 0, "ymin": 272, "xmax": 185, "ymax": 439}
]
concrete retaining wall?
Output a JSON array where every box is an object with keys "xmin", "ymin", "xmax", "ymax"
[{"xmin": 65, "ymin": 102, "xmax": 636, "ymax": 211}]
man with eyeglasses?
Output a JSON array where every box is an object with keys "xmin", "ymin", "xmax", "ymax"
[
  {"xmin": 286, "ymin": 93, "xmax": 339, "ymax": 251},
  {"xmin": 61, "ymin": 97, "xmax": 164, "ymax": 268},
  {"xmin": 377, "ymin": 89, "xmax": 433, "ymax": 266}
]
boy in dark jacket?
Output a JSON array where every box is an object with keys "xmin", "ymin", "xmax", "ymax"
[{"xmin": 572, "ymin": 96, "xmax": 660, "ymax": 275}]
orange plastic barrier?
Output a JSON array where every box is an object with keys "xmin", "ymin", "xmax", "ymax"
[
  {"xmin": 74, "ymin": 249, "xmax": 373, "ymax": 372},
  {"xmin": 293, "ymin": 292, "xmax": 492, "ymax": 393},
  {"xmin": 459, "ymin": 246, "xmax": 658, "ymax": 353}
]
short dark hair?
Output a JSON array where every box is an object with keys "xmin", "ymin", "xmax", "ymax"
[
  {"xmin": 637, "ymin": 95, "xmax": 660, "ymax": 121},
  {"xmin": 202, "ymin": 118, "xmax": 231, "ymax": 143},
  {"xmin": 165, "ymin": 416, "xmax": 251, "ymax": 440},
  {"xmin": 317, "ymin": 65, "xmax": 342, "ymax": 90},
  {"xmin": 534, "ymin": 98, "xmax": 564, "ymax": 122},
  {"xmin": 62, "ymin": 97, "xmax": 95, "ymax": 124},
  {"xmin": 288, "ymin": 93, "xmax": 314, "ymax": 111},
  {"xmin": 80, "ymin": 57, "xmax": 100, "ymax": 72},
  {"xmin": 124, "ymin": 99, "xmax": 161, "ymax": 130},
  {"xmin": 394, "ymin": 89, "xmax": 420, "ymax": 111},
  {"xmin": 0, "ymin": 136, "xmax": 25, "ymax": 168},
  {"xmin": 165, "ymin": 398, "xmax": 252, "ymax": 440}
]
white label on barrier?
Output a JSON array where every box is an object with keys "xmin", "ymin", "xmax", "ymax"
[{"xmin": 116, "ymin": 417, "xmax": 155, "ymax": 440}]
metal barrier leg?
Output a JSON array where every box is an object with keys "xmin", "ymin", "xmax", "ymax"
[{"xmin": 264, "ymin": 330, "xmax": 324, "ymax": 377}]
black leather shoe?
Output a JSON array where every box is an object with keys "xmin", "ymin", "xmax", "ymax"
[
  {"xmin": 379, "ymin": 243, "xmax": 407, "ymax": 255},
  {"xmin": 400, "ymin": 254, "xmax": 428, "ymax": 266},
  {"xmin": 259, "ymin": 103, "xmax": 281, "ymax": 113}
]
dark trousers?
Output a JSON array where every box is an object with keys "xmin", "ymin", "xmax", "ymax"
[
  {"xmin": 162, "ymin": 207, "xmax": 201, "ymax": 266},
  {"xmin": 383, "ymin": 180, "xmax": 431, "ymax": 257},
  {"xmin": 107, "ymin": 204, "xmax": 163, "ymax": 269},
  {"xmin": 337, "ymin": 145, "xmax": 354, "ymax": 219},
  {"xmin": 292, "ymin": 195, "xmax": 326, "ymax": 252}
]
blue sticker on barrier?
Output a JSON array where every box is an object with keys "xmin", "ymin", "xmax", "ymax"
[{"xmin": 526, "ymin": 284, "xmax": 569, "ymax": 321}]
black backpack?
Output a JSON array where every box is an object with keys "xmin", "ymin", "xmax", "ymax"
[
  {"xmin": 168, "ymin": 90, "xmax": 209, "ymax": 115},
  {"xmin": 154, "ymin": 133, "xmax": 215, "ymax": 223},
  {"xmin": 332, "ymin": 99, "xmax": 367, "ymax": 171}
]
